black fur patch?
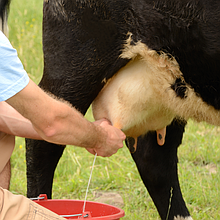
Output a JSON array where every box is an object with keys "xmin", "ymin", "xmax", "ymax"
[
  {"xmin": 171, "ymin": 78, "xmax": 188, "ymax": 99},
  {"xmin": 81, "ymin": 7, "xmax": 118, "ymax": 54}
]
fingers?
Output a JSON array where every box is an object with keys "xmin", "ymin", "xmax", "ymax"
[
  {"xmin": 86, "ymin": 148, "xmax": 96, "ymax": 155},
  {"xmin": 86, "ymin": 146, "xmax": 119, "ymax": 157},
  {"xmin": 93, "ymin": 118, "xmax": 111, "ymax": 126}
]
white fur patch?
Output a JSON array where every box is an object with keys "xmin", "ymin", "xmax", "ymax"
[
  {"xmin": 92, "ymin": 33, "xmax": 220, "ymax": 138},
  {"xmin": 174, "ymin": 215, "xmax": 193, "ymax": 220}
]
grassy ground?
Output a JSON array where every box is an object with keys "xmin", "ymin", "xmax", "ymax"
[{"xmin": 7, "ymin": 0, "xmax": 220, "ymax": 219}]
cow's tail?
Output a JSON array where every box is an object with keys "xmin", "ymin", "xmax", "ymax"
[{"xmin": 0, "ymin": 0, "xmax": 11, "ymax": 35}]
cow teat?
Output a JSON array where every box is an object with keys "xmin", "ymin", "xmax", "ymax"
[{"xmin": 156, "ymin": 127, "xmax": 166, "ymax": 146}]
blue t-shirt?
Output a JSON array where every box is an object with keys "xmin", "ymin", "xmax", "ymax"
[{"xmin": 0, "ymin": 31, "xmax": 29, "ymax": 102}]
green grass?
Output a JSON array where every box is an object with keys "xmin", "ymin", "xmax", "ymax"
[
  {"xmin": 8, "ymin": 0, "xmax": 43, "ymax": 84},
  {"xmin": 7, "ymin": 0, "xmax": 220, "ymax": 219}
]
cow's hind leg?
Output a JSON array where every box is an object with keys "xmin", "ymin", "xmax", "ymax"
[
  {"xmin": 25, "ymin": 139, "xmax": 65, "ymax": 199},
  {"xmin": 131, "ymin": 119, "xmax": 192, "ymax": 220}
]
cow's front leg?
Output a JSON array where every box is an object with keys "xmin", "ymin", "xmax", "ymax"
[
  {"xmin": 131, "ymin": 119, "xmax": 192, "ymax": 220},
  {"xmin": 25, "ymin": 139, "xmax": 65, "ymax": 198}
]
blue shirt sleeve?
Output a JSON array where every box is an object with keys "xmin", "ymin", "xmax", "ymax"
[{"xmin": 0, "ymin": 31, "xmax": 29, "ymax": 102}]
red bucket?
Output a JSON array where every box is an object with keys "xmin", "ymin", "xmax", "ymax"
[{"xmin": 33, "ymin": 194, "xmax": 125, "ymax": 220}]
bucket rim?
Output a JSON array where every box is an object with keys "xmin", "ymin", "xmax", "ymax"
[{"xmin": 33, "ymin": 194, "xmax": 125, "ymax": 220}]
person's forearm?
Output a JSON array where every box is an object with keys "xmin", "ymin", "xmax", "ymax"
[
  {"xmin": 6, "ymin": 80, "xmax": 105, "ymax": 147},
  {"xmin": 32, "ymin": 99, "xmax": 106, "ymax": 148},
  {"xmin": 0, "ymin": 101, "xmax": 42, "ymax": 139}
]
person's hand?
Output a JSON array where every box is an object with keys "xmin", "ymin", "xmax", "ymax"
[{"xmin": 86, "ymin": 119, "xmax": 126, "ymax": 157}]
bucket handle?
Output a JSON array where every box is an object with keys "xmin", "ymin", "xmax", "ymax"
[
  {"xmin": 60, "ymin": 212, "xmax": 91, "ymax": 218},
  {"xmin": 29, "ymin": 194, "xmax": 48, "ymax": 201}
]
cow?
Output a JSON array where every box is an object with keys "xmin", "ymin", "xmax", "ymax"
[{"xmin": 2, "ymin": 0, "xmax": 220, "ymax": 219}]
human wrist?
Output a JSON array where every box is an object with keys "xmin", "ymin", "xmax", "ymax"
[{"xmin": 90, "ymin": 121, "xmax": 107, "ymax": 150}]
